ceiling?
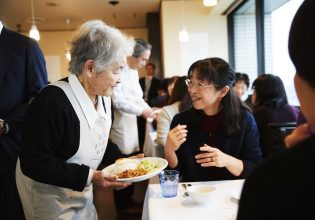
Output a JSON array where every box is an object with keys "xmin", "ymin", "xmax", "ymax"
[
  {"xmin": 0, "ymin": 0, "xmax": 165, "ymax": 32},
  {"xmin": 0, "ymin": 0, "xmax": 235, "ymax": 33}
]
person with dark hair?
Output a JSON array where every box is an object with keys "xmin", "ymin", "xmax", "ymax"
[
  {"xmin": 237, "ymin": 1, "xmax": 315, "ymax": 219},
  {"xmin": 155, "ymin": 76, "xmax": 192, "ymax": 157},
  {"xmin": 234, "ymin": 72, "xmax": 252, "ymax": 107},
  {"xmin": 251, "ymin": 74, "xmax": 298, "ymax": 158},
  {"xmin": 110, "ymin": 39, "xmax": 155, "ymax": 215},
  {"xmin": 0, "ymin": 20, "xmax": 48, "ymax": 220},
  {"xmin": 139, "ymin": 63, "xmax": 161, "ymax": 106},
  {"xmin": 151, "ymin": 76, "xmax": 180, "ymax": 108},
  {"xmin": 164, "ymin": 57, "xmax": 261, "ymax": 182}
]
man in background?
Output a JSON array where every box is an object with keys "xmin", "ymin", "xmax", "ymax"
[
  {"xmin": 110, "ymin": 39, "xmax": 155, "ymax": 215},
  {"xmin": 139, "ymin": 62, "xmax": 161, "ymax": 107},
  {"xmin": 0, "ymin": 20, "xmax": 48, "ymax": 219}
]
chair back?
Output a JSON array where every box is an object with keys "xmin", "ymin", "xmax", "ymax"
[{"xmin": 267, "ymin": 122, "xmax": 296, "ymax": 156}]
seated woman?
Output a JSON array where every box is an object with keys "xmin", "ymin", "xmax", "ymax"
[
  {"xmin": 234, "ymin": 72, "xmax": 252, "ymax": 107},
  {"xmin": 164, "ymin": 57, "xmax": 262, "ymax": 182},
  {"xmin": 155, "ymin": 76, "xmax": 192, "ymax": 157},
  {"xmin": 251, "ymin": 74, "xmax": 298, "ymax": 158}
]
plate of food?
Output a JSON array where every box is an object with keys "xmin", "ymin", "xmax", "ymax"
[{"xmin": 102, "ymin": 157, "xmax": 168, "ymax": 182}]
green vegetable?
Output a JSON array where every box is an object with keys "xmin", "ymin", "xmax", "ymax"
[{"xmin": 137, "ymin": 160, "xmax": 160, "ymax": 172}]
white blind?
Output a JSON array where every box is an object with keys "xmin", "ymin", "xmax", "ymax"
[{"xmin": 233, "ymin": 13, "xmax": 257, "ymax": 88}]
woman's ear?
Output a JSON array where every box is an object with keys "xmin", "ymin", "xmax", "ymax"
[
  {"xmin": 83, "ymin": 60, "xmax": 94, "ymax": 76},
  {"xmin": 220, "ymin": 86, "xmax": 230, "ymax": 99}
]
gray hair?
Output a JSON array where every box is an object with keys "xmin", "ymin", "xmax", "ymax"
[
  {"xmin": 132, "ymin": 39, "xmax": 152, "ymax": 58},
  {"xmin": 68, "ymin": 20, "xmax": 134, "ymax": 75}
]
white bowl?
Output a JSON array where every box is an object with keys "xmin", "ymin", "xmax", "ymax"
[{"xmin": 187, "ymin": 184, "xmax": 216, "ymax": 205}]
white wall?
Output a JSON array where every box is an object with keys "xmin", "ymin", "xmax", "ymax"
[
  {"xmin": 161, "ymin": 0, "xmax": 229, "ymax": 78},
  {"xmin": 24, "ymin": 28, "xmax": 148, "ymax": 81}
]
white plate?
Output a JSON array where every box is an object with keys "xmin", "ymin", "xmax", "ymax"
[
  {"xmin": 231, "ymin": 190, "xmax": 241, "ymax": 202},
  {"xmin": 102, "ymin": 157, "xmax": 168, "ymax": 182}
]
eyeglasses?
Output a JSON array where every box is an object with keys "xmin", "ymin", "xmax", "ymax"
[{"xmin": 185, "ymin": 79, "xmax": 219, "ymax": 90}]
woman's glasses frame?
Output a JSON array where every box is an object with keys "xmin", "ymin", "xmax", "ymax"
[{"xmin": 185, "ymin": 79, "xmax": 219, "ymax": 90}]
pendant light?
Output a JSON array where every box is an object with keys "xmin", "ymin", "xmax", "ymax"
[
  {"xmin": 65, "ymin": 18, "xmax": 71, "ymax": 61},
  {"xmin": 179, "ymin": 0, "xmax": 189, "ymax": 42},
  {"xmin": 29, "ymin": 0, "xmax": 40, "ymax": 41},
  {"xmin": 203, "ymin": 0, "xmax": 218, "ymax": 7}
]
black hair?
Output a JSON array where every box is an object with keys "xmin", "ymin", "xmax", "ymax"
[
  {"xmin": 132, "ymin": 39, "xmax": 152, "ymax": 58},
  {"xmin": 289, "ymin": 0, "xmax": 315, "ymax": 88},
  {"xmin": 252, "ymin": 74, "xmax": 288, "ymax": 108},
  {"xmin": 188, "ymin": 57, "xmax": 249, "ymax": 135},
  {"xmin": 168, "ymin": 76, "xmax": 192, "ymax": 112},
  {"xmin": 235, "ymin": 72, "xmax": 250, "ymax": 88}
]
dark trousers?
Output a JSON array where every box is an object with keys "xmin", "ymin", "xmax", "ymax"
[
  {"xmin": 0, "ymin": 172, "xmax": 25, "ymax": 220},
  {"xmin": 137, "ymin": 116, "xmax": 146, "ymax": 152},
  {"xmin": 113, "ymin": 184, "xmax": 134, "ymax": 209}
]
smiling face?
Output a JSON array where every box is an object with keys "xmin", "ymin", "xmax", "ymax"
[{"xmin": 188, "ymin": 71, "xmax": 228, "ymax": 115}]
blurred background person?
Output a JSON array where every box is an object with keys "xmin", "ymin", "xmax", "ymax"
[
  {"xmin": 251, "ymin": 74, "xmax": 298, "ymax": 158},
  {"xmin": 16, "ymin": 20, "xmax": 134, "ymax": 219},
  {"xmin": 152, "ymin": 76, "xmax": 180, "ymax": 108},
  {"xmin": 0, "ymin": 20, "xmax": 48, "ymax": 220},
  {"xmin": 139, "ymin": 62, "xmax": 161, "ymax": 106},
  {"xmin": 237, "ymin": 1, "xmax": 315, "ymax": 218},
  {"xmin": 110, "ymin": 39, "xmax": 155, "ymax": 215},
  {"xmin": 234, "ymin": 72, "xmax": 252, "ymax": 107},
  {"xmin": 164, "ymin": 58, "xmax": 262, "ymax": 182},
  {"xmin": 155, "ymin": 76, "xmax": 192, "ymax": 157}
]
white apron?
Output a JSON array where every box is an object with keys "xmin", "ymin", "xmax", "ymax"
[
  {"xmin": 110, "ymin": 109, "xmax": 139, "ymax": 154},
  {"xmin": 16, "ymin": 80, "xmax": 111, "ymax": 220}
]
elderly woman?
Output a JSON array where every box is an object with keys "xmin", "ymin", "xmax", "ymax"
[
  {"xmin": 15, "ymin": 20, "xmax": 134, "ymax": 219},
  {"xmin": 164, "ymin": 58, "xmax": 262, "ymax": 182}
]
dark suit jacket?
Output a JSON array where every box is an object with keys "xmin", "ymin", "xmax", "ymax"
[
  {"xmin": 0, "ymin": 27, "xmax": 47, "ymax": 175},
  {"xmin": 139, "ymin": 76, "xmax": 161, "ymax": 107}
]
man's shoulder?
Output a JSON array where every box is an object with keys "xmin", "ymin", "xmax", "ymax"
[{"xmin": 3, "ymin": 27, "xmax": 33, "ymax": 43}]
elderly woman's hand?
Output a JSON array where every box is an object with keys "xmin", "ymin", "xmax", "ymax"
[
  {"xmin": 195, "ymin": 144, "xmax": 229, "ymax": 168},
  {"xmin": 92, "ymin": 171, "xmax": 131, "ymax": 190},
  {"xmin": 165, "ymin": 124, "xmax": 188, "ymax": 152}
]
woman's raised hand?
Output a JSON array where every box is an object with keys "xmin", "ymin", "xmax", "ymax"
[{"xmin": 165, "ymin": 124, "xmax": 188, "ymax": 152}]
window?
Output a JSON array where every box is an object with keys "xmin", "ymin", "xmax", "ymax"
[{"xmin": 229, "ymin": 0, "xmax": 304, "ymax": 105}]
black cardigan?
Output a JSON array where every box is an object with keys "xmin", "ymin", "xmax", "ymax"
[
  {"xmin": 20, "ymin": 81, "xmax": 123, "ymax": 192},
  {"xmin": 170, "ymin": 109, "xmax": 262, "ymax": 182}
]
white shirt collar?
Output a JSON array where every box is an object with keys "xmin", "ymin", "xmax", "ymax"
[
  {"xmin": 68, "ymin": 74, "xmax": 106, "ymax": 129},
  {"xmin": 0, "ymin": 21, "xmax": 3, "ymax": 36},
  {"xmin": 146, "ymin": 75, "xmax": 153, "ymax": 81}
]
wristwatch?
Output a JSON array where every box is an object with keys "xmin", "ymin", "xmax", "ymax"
[{"xmin": 0, "ymin": 119, "xmax": 9, "ymax": 135}]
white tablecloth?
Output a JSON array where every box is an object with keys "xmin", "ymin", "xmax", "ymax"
[{"xmin": 141, "ymin": 179, "xmax": 244, "ymax": 220}]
